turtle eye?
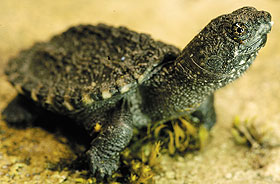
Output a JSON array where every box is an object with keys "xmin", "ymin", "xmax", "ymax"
[
  {"xmin": 232, "ymin": 22, "xmax": 247, "ymax": 36},
  {"xmin": 231, "ymin": 22, "xmax": 248, "ymax": 43}
]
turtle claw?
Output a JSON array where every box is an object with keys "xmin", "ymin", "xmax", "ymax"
[{"xmin": 87, "ymin": 147, "xmax": 120, "ymax": 178}]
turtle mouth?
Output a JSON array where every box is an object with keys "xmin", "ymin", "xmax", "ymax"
[
  {"xmin": 241, "ymin": 21, "xmax": 272, "ymax": 54},
  {"xmin": 240, "ymin": 35, "xmax": 267, "ymax": 55}
]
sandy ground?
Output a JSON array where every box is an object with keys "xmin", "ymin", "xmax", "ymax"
[{"xmin": 0, "ymin": 0, "xmax": 280, "ymax": 183}]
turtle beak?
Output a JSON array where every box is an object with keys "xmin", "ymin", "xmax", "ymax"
[{"xmin": 259, "ymin": 10, "xmax": 272, "ymax": 34}]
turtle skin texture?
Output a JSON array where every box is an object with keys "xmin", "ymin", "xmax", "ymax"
[{"xmin": 2, "ymin": 7, "xmax": 272, "ymax": 178}]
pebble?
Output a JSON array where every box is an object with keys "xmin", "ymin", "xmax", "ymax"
[
  {"xmin": 177, "ymin": 156, "xmax": 185, "ymax": 162},
  {"xmin": 225, "ymin": 172, "xmax": 233, "ymax": 179},
  {"xmin": 165, "ymin": 171, "xmax": 175, "ymax": 179}
]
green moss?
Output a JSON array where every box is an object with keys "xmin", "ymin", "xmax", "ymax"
[
  {"xmin": 232, "ymin": 116, "xmax": 268, "ymax": 148},
  {"xmin": 149, "ymin": 116, "xmax": 208, "ymax": 155},
  {"xmin": 102, "ymin": 115, "xmax": 208, "ymax": 183}
]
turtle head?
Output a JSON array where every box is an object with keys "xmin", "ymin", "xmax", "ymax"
[{"xmin": 177, "ymin": 7, "xmax": 272, "ymax": 83}]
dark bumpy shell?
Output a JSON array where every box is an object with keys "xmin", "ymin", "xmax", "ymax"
[{"xmin": 6, "ymin": 24, "xmax": 180, "ymax": 113}]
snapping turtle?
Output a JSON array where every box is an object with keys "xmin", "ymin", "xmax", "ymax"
[{"xmin": 2, "ymin": 7, "xmax": 272, "ymax": 177}]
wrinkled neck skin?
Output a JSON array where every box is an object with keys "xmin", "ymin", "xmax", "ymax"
[{"xmin": 139, "ymin": 48, "xmax": 256, "ymax": 123}]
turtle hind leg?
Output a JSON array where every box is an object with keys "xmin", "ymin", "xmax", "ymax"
[
  {"xmin": 2, "ymin": 95, "xmax": 39, "ymax": 128},
  {"xmin": 86, "ymin": 104, "xmax": 133, "ymax": 178},
  {"xmin": 191, "ymin": 94, "xmax": 216, "ymax": 130}
]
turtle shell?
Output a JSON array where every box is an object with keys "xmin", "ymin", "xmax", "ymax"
[{"xmin": 6, "ymin": 24, "xmax": 180, "ymax": 114}]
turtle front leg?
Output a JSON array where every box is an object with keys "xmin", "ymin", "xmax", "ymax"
[
  {"xmin": 2, "ymin": 95, "xmax": 38, "ymax": 127},
  {"xmin": 191, "ymin": 94, "xmax": 216, "ymax": 130},
  {"xmin": 86, "ymin": 106, "xmax": 133, "ymax": 178}
]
